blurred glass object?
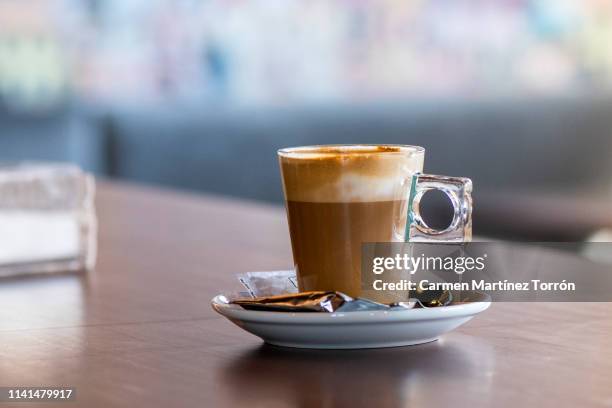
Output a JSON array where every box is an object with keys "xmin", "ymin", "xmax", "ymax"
[{"xmin": 0, "ymin": 163, "xmax": 96, "ymax": 277}]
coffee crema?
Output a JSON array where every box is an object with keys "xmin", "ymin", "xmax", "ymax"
[
  {"xmin": 279, "ymin": 145, "xmax": 424, "ymax": 299},
  {"xmin": 279, "ymin": 145, "xmax": 424, "ymax": 203}
]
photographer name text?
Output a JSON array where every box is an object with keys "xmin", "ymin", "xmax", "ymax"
[{"xmin": 372, "ymin": 279, "xmax": 576, "ymax": 292}]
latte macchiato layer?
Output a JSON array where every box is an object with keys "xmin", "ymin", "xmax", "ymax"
[
  {"xmin": 279, "ymin": 145, "xmax": 424, "ymax": 299},
  {"xmin": 279, "ymin": 145, "xmax": 424, "ymax": 203}
]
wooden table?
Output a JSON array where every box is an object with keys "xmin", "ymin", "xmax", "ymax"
[{"xmin": 1, "ymin": 181, "xmax": 611, "ymax": 408}]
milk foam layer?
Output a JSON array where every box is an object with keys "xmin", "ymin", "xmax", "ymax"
[{"xmin": 279, "ymin": 146, "xmax": 424, "ymax": 203}]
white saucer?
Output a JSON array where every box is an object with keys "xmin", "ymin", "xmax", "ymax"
[{"xmin": 211, "ymin": 292, "xmax": 491, "ymax": 349}]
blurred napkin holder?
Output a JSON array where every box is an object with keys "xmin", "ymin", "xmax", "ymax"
[{"xmin": 0, "ymin": 163, "xmax": 97, "ymax": 277}]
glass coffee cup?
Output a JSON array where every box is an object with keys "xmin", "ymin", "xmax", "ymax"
[{"xmin": 278, "ymin": 145, "xmax": 472, "ymax": 299}]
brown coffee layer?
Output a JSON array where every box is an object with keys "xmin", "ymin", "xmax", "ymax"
[{"xmin": 286, "ymin": 199, "xmax": 408, "ymax": 300}]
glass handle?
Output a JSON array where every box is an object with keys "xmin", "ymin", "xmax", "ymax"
[{"xmin": 407, "ymin": 174, "xmax": 473, "ymax": 243}]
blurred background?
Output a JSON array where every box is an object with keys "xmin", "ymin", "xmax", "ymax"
[{"xmin": 2, "ymin": 0, "xmax": 612, "ymax": 241}]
